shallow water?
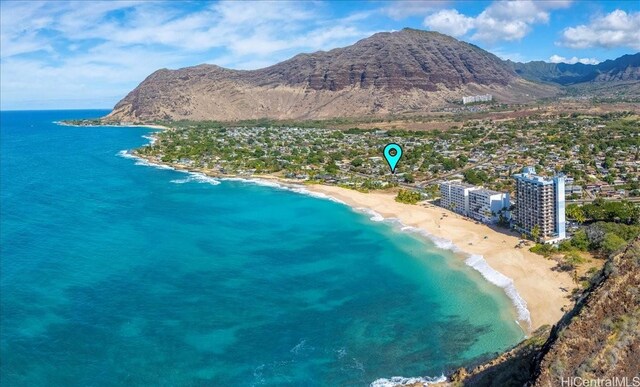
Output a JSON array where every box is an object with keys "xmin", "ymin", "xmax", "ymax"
[{"xmin": 0, "ymin": 110, "xmax": 523, "ymax": 386}]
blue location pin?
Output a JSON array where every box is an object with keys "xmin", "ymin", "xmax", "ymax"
[{"xmin": 383, "ymin": 143, "xmax": 403, "ymax": 174}]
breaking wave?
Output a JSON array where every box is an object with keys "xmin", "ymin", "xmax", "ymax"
[
  {"xmin": 465, "ymin": 254, "xmax": 531, "ymax": 327},
  {"xmin": 116, "ymin": 150, "xmax": 174, "ymax": 170},
  {"xmin": 170, "ymin": 172, "xmax": 221, "ymax": 186},
  {"xmin": 370, "ymin": 374, "xmax": 447, "ymax": 387},
  {"xmin": 220, "ymin": 177, "xmax": 345, "ymax": 204},
  {"xmin": 355, "ymin": 208, "xmax": 385, "ymax": 222}
]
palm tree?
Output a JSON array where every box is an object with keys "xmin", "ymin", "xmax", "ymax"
[{"xmin": 531, "ymin": 225, "xmax": 541, "ymax": 242}]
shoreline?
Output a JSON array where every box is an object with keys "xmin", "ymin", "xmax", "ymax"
[
  {"xmin": 54, "ymin": 120, "xmax": 171, "ymax": 131},
  {"xmin": 113, "ymin": 124, "xmax": 575, "ymax": 333},
  {"xmin": 302, "ymin": 185, "xmax": 575, "ymax": 332},
  {"xmin": 123, "ymin": 149, "xmax": 575, "ymax": 332}
]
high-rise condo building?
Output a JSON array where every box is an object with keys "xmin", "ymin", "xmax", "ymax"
[{"xmin": 512, "ymin": 167, "xmax": 566, "ymax": 243}]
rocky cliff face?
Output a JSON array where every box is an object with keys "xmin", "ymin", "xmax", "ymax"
[
  {"xmin": 105, "ymin": 28, "xmax": 556, "ymax": 123},
  {"xmin": 532, "ymin": 237, "xmax": 640, "ymax": 386},
  {"xmin": 453, "ymin": 237, "xmax": 640, "ymax": 387},
  {"xmin": 260, "ymin": 28, "xmax": 517, "ymax": 91}
]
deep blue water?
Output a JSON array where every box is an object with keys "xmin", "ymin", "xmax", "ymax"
[{"xmin": 0, "ymin": 110, "xmax": 523, "ymax": 386}]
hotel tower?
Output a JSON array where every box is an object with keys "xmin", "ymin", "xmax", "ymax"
[{"xmin": 512, "ymin": 167, "xmax": 566, "ymax": 243}]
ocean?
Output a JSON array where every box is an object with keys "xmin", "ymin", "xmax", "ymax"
[{"xmin": 0, "ymin": 110, "xmax": 523, "ymax": 386}]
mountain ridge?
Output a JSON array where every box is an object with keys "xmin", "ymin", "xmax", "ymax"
[
  {"xmin": 105, "ymin": 28, "xmax": 636, "ymax": 123},
  {"xmin": 507, "ymin": 53, "xmax": 640, "ymax": 85}
]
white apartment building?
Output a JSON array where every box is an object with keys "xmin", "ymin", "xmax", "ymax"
[
  {"xmin": 462, "ymin": 94, "xmax": 493, "ymax": 104},
  {"xmin": 468, "ymin": 189, "xmax": 510, "ymax": 224},
  {"xmin": 512, "ymin": 167, "xmax": 566, "ymax": 243},
  {"xmin": 440, "ymin": 181, "xmax": 479, "ymax": 216}
]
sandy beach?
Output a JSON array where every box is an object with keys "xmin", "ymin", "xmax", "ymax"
[
  {"xmin": 304, "ymin": 184, "xmax": 575, "ymax": 332},
  {"xmin": 129, "ymin": 143, "xmax": 575, "ymax": 333}
]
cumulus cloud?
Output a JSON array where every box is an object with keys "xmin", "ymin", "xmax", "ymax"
[
  {"xmin": 0, "ymin": 1, "xmax": 377, "ymax": 109},
  {"xmin": 423, "ymin": 0, "xmax": 572, "ymax": 42},
  {"xmin": 549, "ymin": 55, "xmax": 600, "ymax": 65},
  {"xmin": 382, "ymin": 0, "xmax": 450, "ymax": 20},
  {"xmin": 558, "ymin": 10, "xmax": 640, "ymax": 50},
  {"xmin": 423, "ymin": 9, "xmax": 474, "ymax": 37}
]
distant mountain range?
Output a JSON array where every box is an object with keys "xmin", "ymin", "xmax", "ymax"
[
  {"xmin": 105, "ymin": 28, "xmax": 639, "ymax": 123},
  {"xmin": 507, "ymin": 53, "xmax": 640, "ymax": 85}
]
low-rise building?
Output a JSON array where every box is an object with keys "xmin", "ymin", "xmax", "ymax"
[{"xmin": 468, "ymin": 189, "xmax": 510, "ymax": 224}]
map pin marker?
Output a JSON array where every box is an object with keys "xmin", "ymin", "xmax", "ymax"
[{"xmin": 383, "ymin": 143, "xmax": 403, "ymax": 174}]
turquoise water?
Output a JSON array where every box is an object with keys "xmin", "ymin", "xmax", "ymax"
[{"xmin": 0, "ymin": 110, "xmax": 523, "ymax": 386}]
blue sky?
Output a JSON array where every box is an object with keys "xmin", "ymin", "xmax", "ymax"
[{"xmin": 1, "ymin": 0, "xmax": 638, "ymax": 110}]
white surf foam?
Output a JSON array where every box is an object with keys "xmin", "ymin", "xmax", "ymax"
[
  {"xmin": 370, "ymin": 374, "xmax": 447, "ymax": 387},
  {"xmin": 116, "ymin": 150, "xmax": 174, "ymax": 170},
  {"xmin": 170, "ymin": 172, "xmax": 221, "ymax": 186},
  {"xmin": 398, "ymin": 225, "xmax": 461, "ymax": 252},
  {"xmin": 355, "ymin": 208, "xmax": 385, "ymax": 222},
  {"xmin": 220, "ymin": 177, "xmax": 346, "ymax": 204},
  {"xmin": 134, "ymin": 158, "xmax": 174, "ymax": 170},
  {"xmin": 465, "ymin": 254, "xmax": 531, "ymax": 327},
  {"xmin": 116, "ymin": 150, "xmax": 137, "ymax": 159},
  {"xmin": 141, "ymin": 134, "xmax": 157, "ymax": 145},
  {"xmin": 288, "ymin": 186, "xmax": 346, "ymax": 204}
]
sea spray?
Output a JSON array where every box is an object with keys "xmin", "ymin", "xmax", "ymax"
[{"xmin": 355, "ymin": 207, "xmax": 385, "ymax": 222}]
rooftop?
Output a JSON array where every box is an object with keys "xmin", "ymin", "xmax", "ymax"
[
  {"xmin": 471, "ymin": 188, "xmax": 504, "ymax": 196},
  {"xmin": 441, "ymin": 180, "xmax": 477, "ymax": 188}
]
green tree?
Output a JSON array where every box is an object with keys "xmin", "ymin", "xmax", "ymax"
[
  {"xmin": 395, "ymin": 189, "xmax": 422, "ymax": 204},
  {"xmin": 566, "ymin": 204, "xmax": 586, "ymax": 223},
  {"xmin": 350, "ymin": 158, "xmax": 363, "ymax": 167},
  {"xmin": 531, "ymin": 225, "xmax": 541, "ymax": 242},
  {"xmin": 463, "ymin": 169, "xmax": 489, "ymax": 185},
  {"xmin": 601, "ymin": 232, "xmax": 626, "ymax": 255},
  {"xmin": 570, "ymin": 229, "xmax": 589, "ymax": 251},
  {"xmin": 325, "ymin": 161, "xmax": 339, "ymax": 174}
]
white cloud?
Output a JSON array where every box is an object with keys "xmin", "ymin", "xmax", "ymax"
[
  {"xmin": 558, "ymin": 10, "xmax": 640, "ymax": 50},
  {"xmin": 423, "ymin": 0, "xmax": 572, "ymax": 42},
  {"xmin": 423, "ymin": 10, "xmax": 474, "ymax": 37},
  {"xmin": 0, "ymin": 1, "xmax": 376, "ymax": 109},
  {"xmin": 492, "ymin": 49, "xmax": 527, "ymax": 62},
  {"xmin": 549, "ymin": 55, "xmax": 600, "ymax": 65},
  {"xmin": 382, "ymin": 0, "xmax": 450, "ymax": 20}
]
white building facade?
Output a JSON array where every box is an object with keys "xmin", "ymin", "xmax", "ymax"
[
  {"xmin": 440, "ymin": 181, "xmax": 479, "ymax": 216},
  {"xmin": 462, "ymin": 94, "xmax": 493, "ymax": 104},
  {"xmin": 468, "ymin": 189, "xmax": 510, "ymax": 224},
  {"xmin": 512, "ymin": 167, "xmax": 566, "ymax": 243}
]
